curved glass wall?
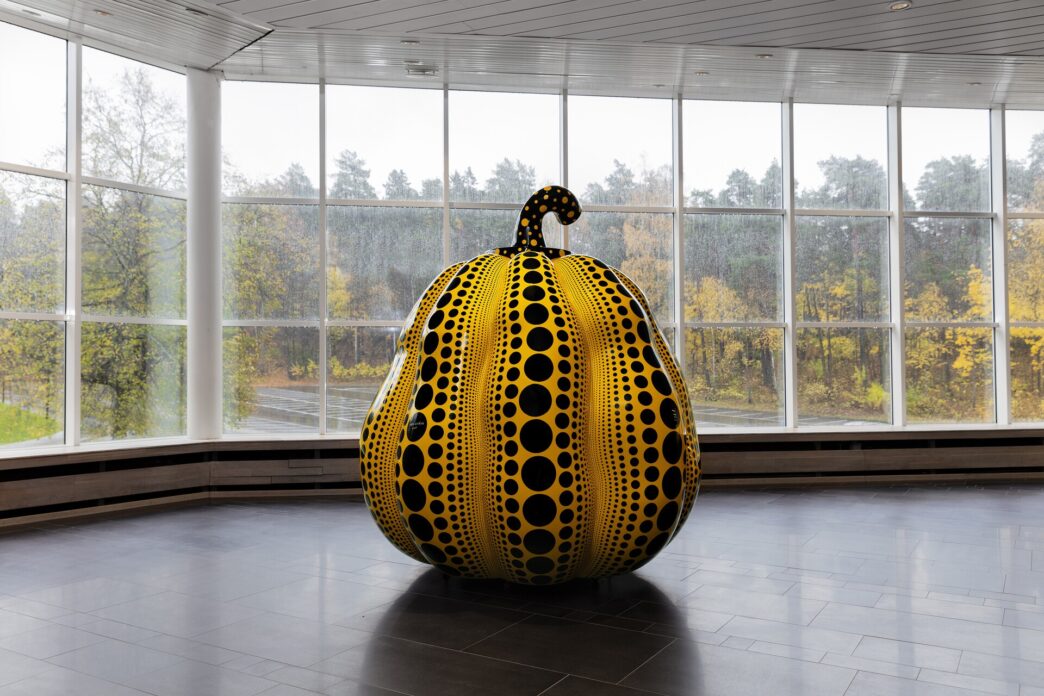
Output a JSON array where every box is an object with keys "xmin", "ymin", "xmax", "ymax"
[{"xmin": 2, "ymin": 18, "xmax": 1044, "ymax": 448}]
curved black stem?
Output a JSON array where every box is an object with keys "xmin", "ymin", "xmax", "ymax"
[{"xmin": 498, "ymin": 186, "xmax": 582, "ymax": 257}]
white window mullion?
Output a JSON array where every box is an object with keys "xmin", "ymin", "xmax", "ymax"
[
  {"xmin": 560, "ymin": 88, "xmax": 569, "ymax": 249},
  {"xmin": 672, "ymin": 94, "xmax": 686, "ymax": 375},
  {"xmin": 319, "ymin": 79, "xmax": 328, "ymax": 436},
  {"xmin": 781, "ymin": 98, "xmax": 798, "ymax": 428},
  {"xmin": 65, "ymin": 39, "xmax": 82, "ymax": 447},
  {"xmin": 887, "ymin": 103, "xmax": 907, "ymax": 427},
  {"xmin": 442, "ymin": 85, "xmax": 451, "ymax": 266},
  {"xmin": 991, "ymin": 107, "xmax": 1011, "ymax": 425}
]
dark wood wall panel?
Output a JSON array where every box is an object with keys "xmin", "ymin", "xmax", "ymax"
[{"xmin": 0, "ymin": 431, "xmax": 1041, "ymax": 523}]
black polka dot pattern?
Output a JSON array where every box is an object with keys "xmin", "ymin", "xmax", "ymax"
[
  {"xmin": 359, "ymin": 262, "xmax": 464, "ymax": 563},
  {"xmin": 614, "ymin": 272, "xmax": 702, "ymax": 535},
  {"xmin": 360, "ymin": 186, "xmax": 700, "ymax": 584}
]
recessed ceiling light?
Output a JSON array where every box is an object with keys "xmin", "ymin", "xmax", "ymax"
[
  {"xmin": 889, "ymin": 0, "xmax": 913, "ymax": 10},
  {"xmin": 93, "ymin": 8, "xmax": 111, "ymax": 16},
  {"xmin": 400, "ymin": 39, "xmax": 420, "ymax": 45},
  {"xmin": 693, "ymin": 70, "xmax": 710, "ymax": 76},
  {"xmin": 755, "ymin": 53, "xmax": 773, "ymax": 59}
]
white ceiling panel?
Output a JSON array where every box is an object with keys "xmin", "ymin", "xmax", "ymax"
[
  {"xmin": 4, "ymin": 0, "xmax": 1044, "ymax": 109},
  {"xmin": 0, "ymin": 0, "xmax": 269, "ymax": 69},
  {"xmin": 201, "ymin": 0, "xmax": 1044, "ymax": 58},
  {"xmin": 213, "ymin": 29, "xmax": 1044, "ymax": 109}
]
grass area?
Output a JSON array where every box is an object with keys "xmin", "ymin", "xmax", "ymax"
[{"xmin": 0, "ymin": 401, "xmax": 61, "ymax": 444}]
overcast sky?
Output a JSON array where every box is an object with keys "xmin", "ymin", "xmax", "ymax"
[{"xmin": 3, "ymin": 20, "xmax": 1043, "ymax": 206}]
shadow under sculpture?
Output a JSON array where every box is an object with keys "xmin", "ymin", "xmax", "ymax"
[
  {"xmin": 360, "ymin": 186, "xmax": 701, "ymax": 584},
  {"xmin": 353, "ymin": 569, "xmax": 693, "ymax": 692}
]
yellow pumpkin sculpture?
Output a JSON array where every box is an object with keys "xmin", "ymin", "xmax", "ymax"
[{"xmin": 360, "ymin": 186, "xmax": 700, "ymax": 585}]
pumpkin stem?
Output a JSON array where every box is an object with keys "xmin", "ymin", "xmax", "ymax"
[{"xmin": 499, "ymin": 186, "xmax": 582, "ymax": 257}]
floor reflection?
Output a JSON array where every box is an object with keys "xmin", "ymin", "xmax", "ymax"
[{"xmin": 352, "ymin": 569, "xmax": 692, "ymax": 694}]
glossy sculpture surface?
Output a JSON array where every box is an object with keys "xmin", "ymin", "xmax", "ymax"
[{"xmin": 359, "ymin": 186, "xmax": 700, "ymax": 585}]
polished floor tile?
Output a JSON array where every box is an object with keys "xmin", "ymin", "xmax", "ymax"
[
  {"xmin": 621, "ymin": 639, "xmax": 856, "ymax": 695},
  {"xmin": 465, "ymin": 614, "xmax": 672, "ymax": 682},
  {"xmin": 0, "ymin": 485, "xmax": 1041, "ymax": 694}
]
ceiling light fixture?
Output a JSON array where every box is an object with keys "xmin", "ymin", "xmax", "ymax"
[
  {"xmin": 755, "ymin": 53, "xmax": 773, "ymax": 59},
  {"xmin": 889, "ymin": 0, "xmax": 913, "ymax": 10}
]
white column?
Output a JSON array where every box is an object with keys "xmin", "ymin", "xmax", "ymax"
[
  {"xmin": 187, "ymin": 68, "xmax": 222, "ymax": 440},
  {"xmin": 990, "ymin": 107, "xmax": 1011, "ymax": 425},
  {"xmin": 887, "ymin": 103, "xmax": 907, "ymax": 427}
]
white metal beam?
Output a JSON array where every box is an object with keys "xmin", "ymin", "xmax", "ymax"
[
  {"xmin": 672, "ymin": 94, "xmax": 686, "ymax": 375},
  {"xmin": 319, "ymin": 79, "xmax": 328, "ymax": 435},
  {"xmin": 65, "ymin": 39, "xmax": 82, "ymax": 446},
  {"xmin": 781, "ymin": 98, "xmax": 798, "ymax": 428},
  {"xmin": 991, "ymin": 106, "xmax": 1011, "ymax": 425},
  {"xmin": 887, "ymin": 103, "xmax": 907, "ymax": 427}
]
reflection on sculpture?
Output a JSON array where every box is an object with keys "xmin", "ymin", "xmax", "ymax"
[{"xmin": 360, "ymin": 186, "xmax": 700, "ymax": 585}]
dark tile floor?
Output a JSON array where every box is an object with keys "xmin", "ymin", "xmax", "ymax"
[{"xmin": 1, "ymin": 485, "xmax": 1043, "ymax": 695}]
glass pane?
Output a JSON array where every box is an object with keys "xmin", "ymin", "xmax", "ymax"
[
  {"xmin": 450, "ymin": 208, "xmax": 562, "ymax": 263},
  {"xmin": 797, "ymin": 327, "xmax": 891, "ymax": 426},
  {"xmin": 684, "ymin": 100, "xmax": 781, "ymax": 208},
  {"xmin": 327, "ymin": 206, "xmax": 443, "ymax": 321},
  {"xmin": 569, "ymin": 96, "xmax": 672, "ymax": 206},
  {"xmin": 327, "ymin": 326, "xmax": 398, "ymax": 433},
  {"xmin": 0, "ymin": 320, "xmax": 64, "ymax": 448},
  {"xmin": 684, "ymin": 327, "xmax": 784, "ymax": 427},
  {"xmin": 449, "ymin": 91, "xmax": 558, "ymax": 203},
  {"xmin": 0, "ymin": 22, "xmax": 65, "ymax": 169},
  {"xmin": 904, "ymin": 217, "xmax": 992, "ymax": 322},
  {"xmin": 905, "ymin": 326, "xmax": 994, "ymax": 424},
  {"xmin": 796, "ymin": 216, "xmax": 889, "ymax": 322},
  {"xmin": 795, "ymin": 104, "xmax": 887, "ymax": 210},
  {"xmin": 83, "ymin": 48, "xmax": 185, "ymax": 191},
  {"xmin": 1011, "ymin": 328, "xmax": 1044, "ymax": 422},
  {"xmin": 0, "ymin": 171, "xmax": 65, "ymax": 313},
  {"xmin": 902, "ymin": 107, "xmax": 990, "ymax": 212},
  {"xmin": 223, "ymin": 326, "xmax": 319, "ymax": 434},
  {"xmin": 222, "ymin": 82, "xmax": 318, "ymax": 197},
  {"xmin": 82, "ymin": 186, "xmax": 185, "ymax": 318},
  {"xmin": 81, "ymin": 323, "xmax": 185, "ymax": 440},
  {"xmin": 1006, "ymin": 110, "xmax": 1044, "ymax": 213},
  {"xmin": 1008, "ymin": 219, "xmax": 1044, "ymax": 322},
  {"xmin": 327, "ymin": 86, "xmax": 442, "ymax": 201},
  {"xmin": 569, "ymin": 212, "xmax": 674, "ymax": 326},
  {"xmin": 223, "ymin": 204, "xmax": 319, "ymax": 320},
  {"xmin": 684, "ymin": 214, "xmax": 782, "ymax": 322}
]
